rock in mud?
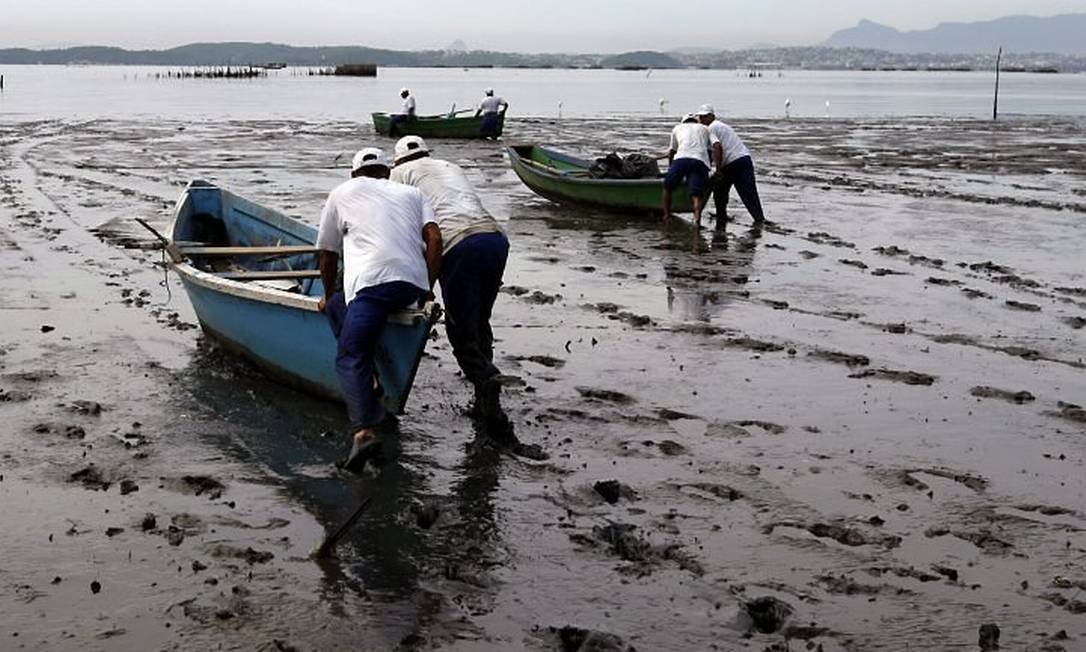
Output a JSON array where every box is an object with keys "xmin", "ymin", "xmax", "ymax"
[
  {"xmin": 979, "ymin": 623, "xmax": 1000, "ymax": 650},
  {"xmin": 969, "ymin": 386, "xmax": 1035, "ymax": 404},
  {"xmin": 1062, "ymin": 316, "xmax": 1086, "ymax": 329},
  {"xmin": 119, "ymin": 479, "xmax": 139, "ymax": 495},
  {"xmin": 69, "ymin": 466, "xmax": 110, "ymax": 491},
  {"xmin": 69, "ymin": 400, "xmax": 103, "ymax": 416},
  {"xmin": 839, "ymin": 258, "xmax": 868, "ymax": 269},
  {"xmin": 724, "ymin": 337, "xmax": 785, "ymax": 353},
  {"xmin": 208, "ymin": 544, "xmax": 274, "ymax": 565},
  {"xmin": 140, "ymin": 513, "xmax": 157, "ymax": 531},
  {"xmin": 508, "ymin": 354, "xmax": 566, "ymax": 368},
  {"xmin": 105, "ymin": 527, "xmax": 124, "ymax": 537},
  {"xmin": 655, "ymin": 440, "xmax": 686, "ymax": 456},
  {"xmin": 744, "ymin": 596, "xmax": 794, "ymax": 634},
  {"xmin": 1052, "ymin": 402, "xmax": 1086, "ymax": 425},
  {"xmin": 177, "ymin": 475, "xmax": 225, "ymax": 499},
  {"xmin": 576, "ymin": 386, "xmax": 636, "ymax": 405},
  {"xmin": 592, "ymin": 480, "xmax": 624, "ymax": 505},
  {"xmin": 546, "ymin": 625, "xmax": 634, "ymax": 652}
]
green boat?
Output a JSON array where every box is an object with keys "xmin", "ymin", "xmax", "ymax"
[
  {"xmin": 506, "ymin": 145, "xmax": 702, "ymax": 215},
  {"xmin": 371, "ymin": 111, "xmax": 505, "ymax": 139}
]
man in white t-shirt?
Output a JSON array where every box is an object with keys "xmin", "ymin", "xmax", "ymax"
[
  {"xmin": 391, "ymin": 137, "xmax": 545, "ymax": 457},
  {"xmin": 389, "ymin": 88, "xmax": 417, "ymax": 137},
  {"xmin": 662, "ymin": 113, "xmax": 718, "ymax": 226},
  {"xmin": 316, "ymin": 146, "xmax": 442, "ymax": 470},
  {"xmin": 474, "ymin": 88, "xmax": 508, "ymax": 139},
  {"xmin": 697, "ymin": 104, "xmax": 765, "ymax": 228}
]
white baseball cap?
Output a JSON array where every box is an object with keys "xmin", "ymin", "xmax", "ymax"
[
  {"xmin": 393, "ymin": 135, "xmax": 430, "ymax": 163},
  {"xmin": 681, "ymin": 113, "xmax": 698, "ymax": 123},
  {"xmin": 484, "ymin": 87, "xmax": 494, "ymax": 95},
  {"xmin": 351, "ymin": 147, "xmax": 389, "ymax": 172},
  {"xmin": 696, "ymin": 104, "xmax": 715, "ymax": 116},
  {"xmin": 400, "ymin": 87, "xmax": 410, "ymax": 94}
]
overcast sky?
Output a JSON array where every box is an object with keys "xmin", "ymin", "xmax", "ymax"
[{"xmin": 6, "ymin": 0, "xmax": 1084, "ymax": 52}]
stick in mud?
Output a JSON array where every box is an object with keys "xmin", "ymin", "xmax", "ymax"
[{"xmin": 311, "ymin": 495, "xmax": 373, "ymax": 559}]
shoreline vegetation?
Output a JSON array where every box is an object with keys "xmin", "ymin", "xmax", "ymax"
[{"xmin": 1, "ymin": 43, "xmax": 1084, "ymax": 73}]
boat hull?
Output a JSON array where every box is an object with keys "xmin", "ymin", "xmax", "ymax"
[
  {"xmin": 507, "ymin": 145, "xmax": 702, "ymax": 215},
  {"xmin": 372, "ymin": 112, "xmax": 504, "ymax": 138},
  {"xmin": 169, "ymin": 181, "xmax": 435, "ymax": 414}
]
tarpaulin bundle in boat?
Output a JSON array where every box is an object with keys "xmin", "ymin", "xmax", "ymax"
[{"xmin": 588, "ymin": 153, "xmax": 660, "ymax": 179}]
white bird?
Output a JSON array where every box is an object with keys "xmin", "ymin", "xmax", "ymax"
[
  {"xmin": 659, "ymin": 97, "xmax": 668, "ymax": 114},
  {"xmin": 825, "ymin": 100, "xmax": 831, "ymax": 118},
  {"xmin": 557, "ymin": 101, "xmax": 563, "ymax": 119},
  {"xmin": 784, "ymin": 98, "xmax": 791, "ymax": 118}
]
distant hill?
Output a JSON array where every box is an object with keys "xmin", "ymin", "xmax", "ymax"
[
  {"xmin": 599, "ymin": 51, "xmax": 682, "ymax": 68},
  {"xmin": 825, "ymin": 14, "xmax": 1086, "ymax": 54}
]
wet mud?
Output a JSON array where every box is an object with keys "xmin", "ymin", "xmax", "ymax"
[{"xmin": 0, "ymin": 115, "xmax": 1083, "ymax": 650}]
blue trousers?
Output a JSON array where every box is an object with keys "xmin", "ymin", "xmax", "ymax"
[
  {"xmin": 325, "ymin": 281, "xmax": 425, "ymax": 430},
  {"xmin": 439, "ymin": 232, "xmax": 509, "ymax": 386},
  {"xmin": 388, "ymin": 114, "xmax": 413, "ymax": 136},
  {"xmin": 713, "ymin": 155, "xmax": 765, "ymax": 223},
  {"xmin": 480, "ymin": 112, "xmax": 502, "ymax": 138}
]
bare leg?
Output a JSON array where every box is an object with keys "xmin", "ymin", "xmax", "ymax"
[
  {"xmin": 661, "ymin": 187, "xmax": 673, "ymax": 226},
  {"xmin": 692, "ymin": 195, "xmax": 704, "ymax": 229}
]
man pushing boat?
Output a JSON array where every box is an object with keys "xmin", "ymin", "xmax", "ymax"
[
  {"xmin": 389, "ymin": 136, "xmax": 521, "ymax": 440},
  {"xmin": 317, "ymin": 147, "xmax": 442, "ymax": 471}
]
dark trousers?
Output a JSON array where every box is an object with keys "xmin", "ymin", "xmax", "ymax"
[
  {"xmin": 325, "ymin": 281, "xmax": 425, "ymax": 430},
  {"xmin": 713, "ymin": 155, "xmax": 765, "ymax": 224},
  {"xmin": 439, "ymin": 232, "xmax": 509, "ymax": 386},
  {"xmin": 480, "ymin": 112, "xmax": 502, "ymax": 138},
  {"xmin": 388, "ymin": 114, "xmax": 413, "ymax": 136}
]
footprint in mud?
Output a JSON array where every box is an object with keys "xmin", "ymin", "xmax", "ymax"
[
  {"xmin": 541, "ymin": 625, "xmax": 634, "ymax": 652},
  {"xmin": 69, "ymin": 465, "xmax": 111, "ymax": 491},
  {"xmin": 924, "ymin": 527, "xmax": 1013, "ymax": 554},
  {"xmin": 839, "ymin": 258, "xmax": 868, "ymax": 270},
  {"xmin": 806, "ymin": 232, "xmax": 855, "ymax": 248},
  {"xmin": 969, "ymin": 386, "xmax": 1035, "ymax": 404},
  {"xmin": 1061, "ymin": 316, "xmax": 1086, "ymax": 329},
  {"xmin": 870, "ymin": 268, "xmax": 909, "ymax": 277},
  {"xmin": 678, "ymin": 482, "xmax": 744, "ymax": 501},
  {"xmin": 894, "ymin": 468, "xmax": 989, "ymax": 493},
  {"xmin": 798, "ymin": 250, "xmax": 820, "ymax": 260},
  {"xmin": 766, "ymin": 521, "xmax": 902, "ymax": 549},
  {"xmin": 569, "ymin": 522, "xmax": 703, "ymax": 576},
  {"xmin": 723, "ymin": 336, "xmax": 786, "ymax": 353},
  {"xmin": 849, "ymin": 368, "xmax": 935, "ymax": 386},
  {"xmin": 961, "ymin": 287, "xmax": 994, "ymax": 300},
  {"xmin": 592, "ymin": 480, "xmax": 637, "ymax": 505},
  {"xmin": 506, "ymin": 354, "xmax": 566, "ymax": 369},
  {"xmin": 32, "ymin": 422, "xmax": 86, "ymax": 439},
  {"xmin": 926, "ymin": 276, "xmax": 962, "ymax": 287},
  {"xmin": 1047, "ymin": 402, "xmax": 1086, "ymax": 426},
  {"xmin": 163, "ymin": 475, "xmax": 226, "ymax": 499}
]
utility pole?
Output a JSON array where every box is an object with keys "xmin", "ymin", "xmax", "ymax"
[{"xmin": 993, "ymin": 47, "xmax": 1002, "ymax": 121}]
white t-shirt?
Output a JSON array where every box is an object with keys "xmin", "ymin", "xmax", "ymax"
[
  {"xmin": 708, "ymin": 120, "xmax": 751, "ymax": 165},
  {"xmin": 391, "ymin": 157, "xmax": 503, "ymax": 255},
  {"xmin": 479, "ymin": 95, "xmax": 504, "ymax": 114},
  {"xmin": 316, "ymin": 177, "xmax": 436, "ymax": 302},
  {"xmin": 401, "ymin": 95, "xmax": 416, "ymax": 115},
  {"xmin": 669, "ymin": 122, "xmax": 717, "ymax": 167}
]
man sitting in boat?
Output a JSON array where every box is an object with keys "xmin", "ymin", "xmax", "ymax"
[
  {"xmin": 696, "ymin": 104, "xmax": 766, "ymax": 229},
  {"xmin": 388, "ymin": 88, "xmax": 417, "ymax": 137},
  {"xmin": 475, "ymin": 88, "xmax": 507, "ymax": 139},
  {"xmin": 390, "ymin": 135, "xmax": 523, "ymax": 442},
  {"xmin": 661, "ymin": 113, "xmax": 718, "ymax": 227},
  {"xmin": 316, "ymin": 147, "xmax": 442, "ymax": 471}
]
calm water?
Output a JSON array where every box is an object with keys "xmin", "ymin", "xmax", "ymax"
[{"xmin": 1, "ymin": 65, "xmax": 1084, "ymax": 121}]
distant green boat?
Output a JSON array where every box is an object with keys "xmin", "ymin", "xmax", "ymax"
[
  {"xmin": 371, "ymin": 111, "xmax": 504, "ymax": 139},
  {"xmin": 506, "ymin": 145, "xmax": 702, "ymax": 215}
]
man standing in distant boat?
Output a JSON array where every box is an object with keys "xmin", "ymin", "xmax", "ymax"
[
  {"xmin": 389, "ymin": 136, "xmax": 542, "ymax": 457},
  {"xmin": 389, "ymin": 88, "xmax": 417, "ymax": 137},
  {"xmin": 475, "ymin": 88, "xmax": 507, "ymax": 139},
  {"xmin": 696, "ymin": 104, "xmax": 766, "ymax": 229},
  {"xmin": 317, "ymin": 147, "xmax": 442, "ymax": 471},
  {"xmin": 662, "ymin": 113, "xmax": 717, "ymax": 226}
]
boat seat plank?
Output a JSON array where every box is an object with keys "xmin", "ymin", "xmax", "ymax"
[
  {"xmin": 182, "ymin": 245, "xmax": 320, "ymax": 256},
  {"xmin": 216, "ymin": 269, "xmax": 322, "ymax": 281}
]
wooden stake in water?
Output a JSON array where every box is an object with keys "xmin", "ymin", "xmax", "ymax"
[{"xmin": 993, "ymin": 47, "xmax": 1003, "ymax": 121}]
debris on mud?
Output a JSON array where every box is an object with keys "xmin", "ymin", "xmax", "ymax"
[
  {"xmin": 167, "ymin": 475, "xmax": 226, "ymax": 499},
  {"xmin": 33, "ymin": 422, "xmax": 86, "ymax": 439},
  {"xmin": 543, "ymin": 625, "xmax": 634, "ymax": 652},
  {"xmin": 576, "ymin": 386, "xmax": 636, "ymax": 404},
  {"xmin": 849, "ymin": 368, "xmax": 936, "ymax": 386},
  {"xmin": 969, "ymin": 386, "xmax": 1036, "ymax": 404},
  {"xmin": 592, "ymin": 480, "xmax": 636, "ymax": 505},
  {"xmin": 807, "ymin": 349, "xmax": 870, "ymax": 367},
  {"xmin": 978, "ymin": 623, "xmax": 1001, "ymax": 651},
  {"xmin": 207, "ymin": 544, "xmax": 274, "ymax": 565},
  {"xmin": 1005, "ymin": 300, "xmax": 1042, "ymax": 312},
  {"xmin": 570, "ymin": 522, "xmax": 702, "ymax": 576}
]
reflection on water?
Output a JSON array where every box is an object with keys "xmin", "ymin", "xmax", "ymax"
[{"xmin": 665, "ymin": 224, "xmax": 762, "ymax": 322}]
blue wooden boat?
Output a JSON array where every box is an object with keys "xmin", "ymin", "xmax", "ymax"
[{"xmin": 167, "ymin": 180, "xmax": 438, "ymax": 414}]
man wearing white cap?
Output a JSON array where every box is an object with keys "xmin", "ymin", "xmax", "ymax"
[
  {"xmin": 696, "ymin": 104, "xmax": 765, "ymax": 228},
  {"xmin": 389, "ymin": 88, "xmax": 417, "ymax": 137},
  {"xmin": 662, "ymin": 113, "xmax": 717, "ymax": 226},
  {"xmin": 475, "ymin": 88, "xmax": 508, "ymax": 139},
  {"xmin": 317, "ymin": 146, "xmax": 442, "ymax": 470},
  {"xmin": 390, "ymin": 135, "xmax": 520, "ymax": 438}
]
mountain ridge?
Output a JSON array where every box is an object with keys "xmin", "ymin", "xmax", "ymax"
[{"xmin": 824, "ymin": 13, "xmax": 1086, "ymax": 54}]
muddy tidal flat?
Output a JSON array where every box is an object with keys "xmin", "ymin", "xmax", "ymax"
[{"xmin": 1, "ymin": 116, "xmax": 1084, "ymax": 651}]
